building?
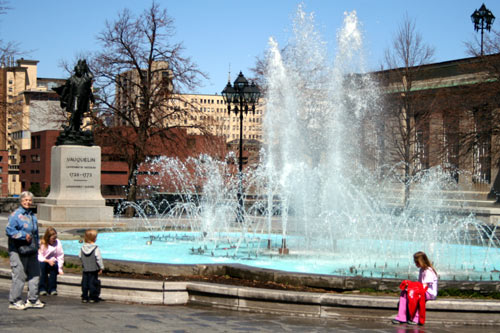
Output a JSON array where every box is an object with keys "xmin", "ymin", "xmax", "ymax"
[
  {"xmin": 0, "ymin": 58, "xmax": 65, "ymax": 195},
  {"xmin": 0, "ymin": 150, "xmax": 8, "ymax": 196},
  {"xmin": 20, "ymin": 128, "xmax": 227, "ymax": 199},
  {"xmin": 19, "ymin": 130, "xmax": 59, "ymax": 195},
  {"xmin": 113, "ymin": 62, "xmax": 265, "ymax": 144},
  {"xmin": 177, "ymin": 93, "xmax": 264, "ymax": 143},
  {"xmin": 372, "ymin": 54, "xmax": 500, "ymax": 191}
]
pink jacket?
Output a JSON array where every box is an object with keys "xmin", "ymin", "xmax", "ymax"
[{"xmin": 38, "ymin": 239, "xmax": 64, "ymax": 273}]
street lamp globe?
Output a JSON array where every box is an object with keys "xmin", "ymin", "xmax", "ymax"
[{"xmin": 471, "ymin": 3, "xmax": 496, "ymax": 55}]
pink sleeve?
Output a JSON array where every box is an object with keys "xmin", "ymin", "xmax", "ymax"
[
  {"xmin": 56, "ymin": 240, "xmax": 65, "ymax": 273},
  {"xmin": 38, "ymin": 244, "xmax": 47, "ymax": 262},
  {"xmin": 421, "ymin": 268, "xmax": 436, "ymax": 284}
]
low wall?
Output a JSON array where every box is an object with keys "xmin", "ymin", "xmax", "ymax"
[
  {"xmin": 0, "ymin": 197, "xmax": 117, "ymax": 215},
  {"xmin": 0, "ymin": 197, "xmax": 26, "ymax": 214},
  {"xmin": 1, "ymin": 267, "xmax": 499, "ymax": 318},
  {"xmin": 62, "ymin": 254, "xmax": 500, "ymax": 295}
]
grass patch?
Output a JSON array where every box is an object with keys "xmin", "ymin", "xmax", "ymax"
[
  {"xmin": 0, "ymin": 249, "xmax": 8, "ymax": 258},
  {"xmin": 348, "ymin": 287, "xmax": 500, "ymax": 299},
  {"xmin": 439, "ymin": 288, "xmax": 500, "ymax": 299},
  {"xmin": 64, "ymin": 262, "xmax": 80, "ymax": 269},
  {"xmin": 63, "ymin": 261, "xmax": 82, "ymax": 274}
]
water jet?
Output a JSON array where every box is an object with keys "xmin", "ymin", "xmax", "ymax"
[{"xmin": 60, "ymin": 6, "xmax": 500, "ymax": 284}]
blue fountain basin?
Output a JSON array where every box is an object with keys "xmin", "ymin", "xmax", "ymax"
[{"xmin": 61, "ymin": 231, "xmax": 500, "ymax": 281}]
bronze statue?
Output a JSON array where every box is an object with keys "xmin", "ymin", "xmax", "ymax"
[{"xmin": 53, "ymin": 59, "xmax": 94, "ymax": 146}]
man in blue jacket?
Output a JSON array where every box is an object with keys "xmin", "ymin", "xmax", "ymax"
[{"xmin": 6, "ymin": 191, "xmax": 45, "ymax": 310}]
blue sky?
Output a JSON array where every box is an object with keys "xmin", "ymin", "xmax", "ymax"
[{"xmin": 1, "ymin": 1, "xmax": 499, "ymax": 94}]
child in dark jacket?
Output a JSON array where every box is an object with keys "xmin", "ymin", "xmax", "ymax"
[{"xmin": 79, "ymin": 229, "xmax": 104, "ymax": 303}]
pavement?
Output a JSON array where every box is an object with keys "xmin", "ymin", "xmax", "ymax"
[
  {"xmin": 1, "ymin": 213, "xmax": 500, "ymax": 332},
  {"xmin": 1, "ymin": 289, "xmax": 499, "ymax": 333}
]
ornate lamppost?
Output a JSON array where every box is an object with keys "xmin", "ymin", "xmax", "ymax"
[
  {"xmin": 471, "ymin": 3, "xmax": 495, "ymax": 56},
  {"xmin": 221, "ymin": 72, "xmax": 261, "ymax": 222}
]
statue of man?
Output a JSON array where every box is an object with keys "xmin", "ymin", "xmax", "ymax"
[{"xmin": 58, "ymin": 59, "xmax": 94, "ymax": 132}]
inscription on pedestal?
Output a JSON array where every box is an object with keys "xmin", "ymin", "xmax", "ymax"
[{"xmin": 65, "ymin": 156, "xmax": 97, "ymax": 189}]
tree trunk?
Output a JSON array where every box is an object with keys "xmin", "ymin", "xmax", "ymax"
[{"xmin": 124, "ymin": 162, "xmax": 139, "ymax": 218}]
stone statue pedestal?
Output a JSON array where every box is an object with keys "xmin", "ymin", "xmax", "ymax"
[{"xmin": 38, "ymin": 145, "xmax": 114, "ymax": 226}]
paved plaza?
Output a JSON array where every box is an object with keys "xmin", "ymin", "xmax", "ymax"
[{"xmin": 1, "ymin": 290, "xmax": 499, "ymax": 333}]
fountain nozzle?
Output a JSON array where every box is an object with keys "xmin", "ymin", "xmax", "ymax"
[{"xmin": 279, "ymin": 238, "xmax": 289, "ymax": 255}]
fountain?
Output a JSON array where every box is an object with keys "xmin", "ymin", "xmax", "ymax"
[{"xmin": 62, "ymin": 6, "xmax": 500, "ymax": 283}]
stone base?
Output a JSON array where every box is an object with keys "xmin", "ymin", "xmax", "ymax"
[
  {"xmin": 38, "ymin": 204, "xmax": 113, "ymax": 223},
  {"xmin": 37, "ymin": 145, "xmax": 115, "ymax": 227},
  {"xmin": 37, "ymin": 219, "xmax": 123, "ymax": 229}
]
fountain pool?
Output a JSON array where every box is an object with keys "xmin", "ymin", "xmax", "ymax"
[{"xmin": 61, "ymin": 229, "xmax": 500, "ymax": 281}]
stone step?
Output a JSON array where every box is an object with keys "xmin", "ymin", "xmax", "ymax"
[{"xmin": 38, "ymin": 219, "xmax": 126, "ymax": 229}]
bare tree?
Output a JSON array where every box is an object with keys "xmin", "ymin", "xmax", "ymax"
[
  {"xmin": 465, "ymin": 29, "xmax": 500, "ymax": 57},
  {"xmin": 0, "ymin": 1, "xmax": 21, "ymax": 64},
  {"xmin": 452, "ymin": 30, "xmax": 500, "ymax": 197},
  {"xmin": 379, "ymin": 14, "xmax": 435, "ymax": 205},
  {"xmin": 462, "ymin": 24, "xmax": 500, "ymax": 196},
  {"xmin": 91, "ymin": 2, "xmax": 207, "ymax": 203}
]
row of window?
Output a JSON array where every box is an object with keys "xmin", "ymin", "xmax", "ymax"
[
  {"xmin": 225, "ymin": 134, "xmax": 263, "ymax": 140},
  {"xmin": 168, "ymin": 113, "xmax": 262, "ymax": 125},
  {"xmin": 20, "ymin": 155, "xmax": 40, "ymax": 163},
  {"xmin": 200, "ymin": 107, "xmax": 263, "ymax": 115},
  {"xmin": 11, "ymin": 130, "xmax": 29, "ymax": 140},
  {"xmin": 191, "ymin": 98, "xmax": 225, "ymax": 105}
]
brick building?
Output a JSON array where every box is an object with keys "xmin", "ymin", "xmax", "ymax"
[
  {"xmin": 20, "ymin": 128, "xmax": 227, "ymax": 199},
  {"xmin": 373, "ymin": 54, "xmax": 500, "ymax": 191}
]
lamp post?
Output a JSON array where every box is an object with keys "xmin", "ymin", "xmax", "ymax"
[
  {"xmin": 221, "ymin": 72, "xmax": 261, "ymax": 222},
  {"xmin": 471, "ymin": 3, "xmax": 495, "ymax": 56}
]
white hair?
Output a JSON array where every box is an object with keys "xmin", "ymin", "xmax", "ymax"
[{"xmin": 19, "ymin": 191, "xmax": 34, "ymax": 202}]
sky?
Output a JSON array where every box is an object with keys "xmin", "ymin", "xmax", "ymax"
[{"xmin": 1, "ymin": 0, "xmax": 499, "ymax": 94}]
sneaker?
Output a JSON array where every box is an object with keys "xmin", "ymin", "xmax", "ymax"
[
  {"xmin": 391, "ymin": 319, "xmax": 404, "ymax": 324},
  {"xmin": 8, "ymin": 301, "xmax": 26, "ymax": 310},
  {"xmin": 82, "ymin": 299, "xmax": 89, "ymax": 303},
  {"xmin": 407, "ymin": 320, "xmax": 418, "ymax": 325},
  {"xmin": 50, "ymin": 291, "xmax": 58, "ymax": 296},
  {"xmin": 39, "ymin": 291, "xmax": 48, "ymax": 296},
  {"xmin": 25, "ymin": 299, "xmax": 45, "ymax": 309}
]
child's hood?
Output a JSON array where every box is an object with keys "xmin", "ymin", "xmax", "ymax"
[{"xmin": 81, "ymin": 243, "xmax": 98, "ymax": 255}]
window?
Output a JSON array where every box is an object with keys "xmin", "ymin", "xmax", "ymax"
[
  {"xmin": 31, "ymin": 135, "xmax": 41, "ymax": 149},
  {"xmin": 472, "ymin": 107, "xmax": 492, "ymax": 184}
]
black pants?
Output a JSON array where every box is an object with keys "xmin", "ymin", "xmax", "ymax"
[
  {"xmin": 81, "ymin": 271, "xmax": 100, "ymax": 301},
  {"xmin": 39, "ymin": 262, "xmax": 59, "ymax": 293}
]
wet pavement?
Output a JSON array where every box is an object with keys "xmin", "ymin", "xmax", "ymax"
[{"xmin": 0, "ymin": 290, "xmax": 498, "ymax": 332}]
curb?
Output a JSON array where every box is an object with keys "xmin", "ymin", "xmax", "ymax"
[{"xmin": 1, "ymin": 267, "xmax": 500, "ymax": 326}]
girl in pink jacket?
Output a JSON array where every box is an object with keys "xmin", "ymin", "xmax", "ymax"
[{"xmin": 38, "ymin": 227, "xmax": 64, "ymax": 295}]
